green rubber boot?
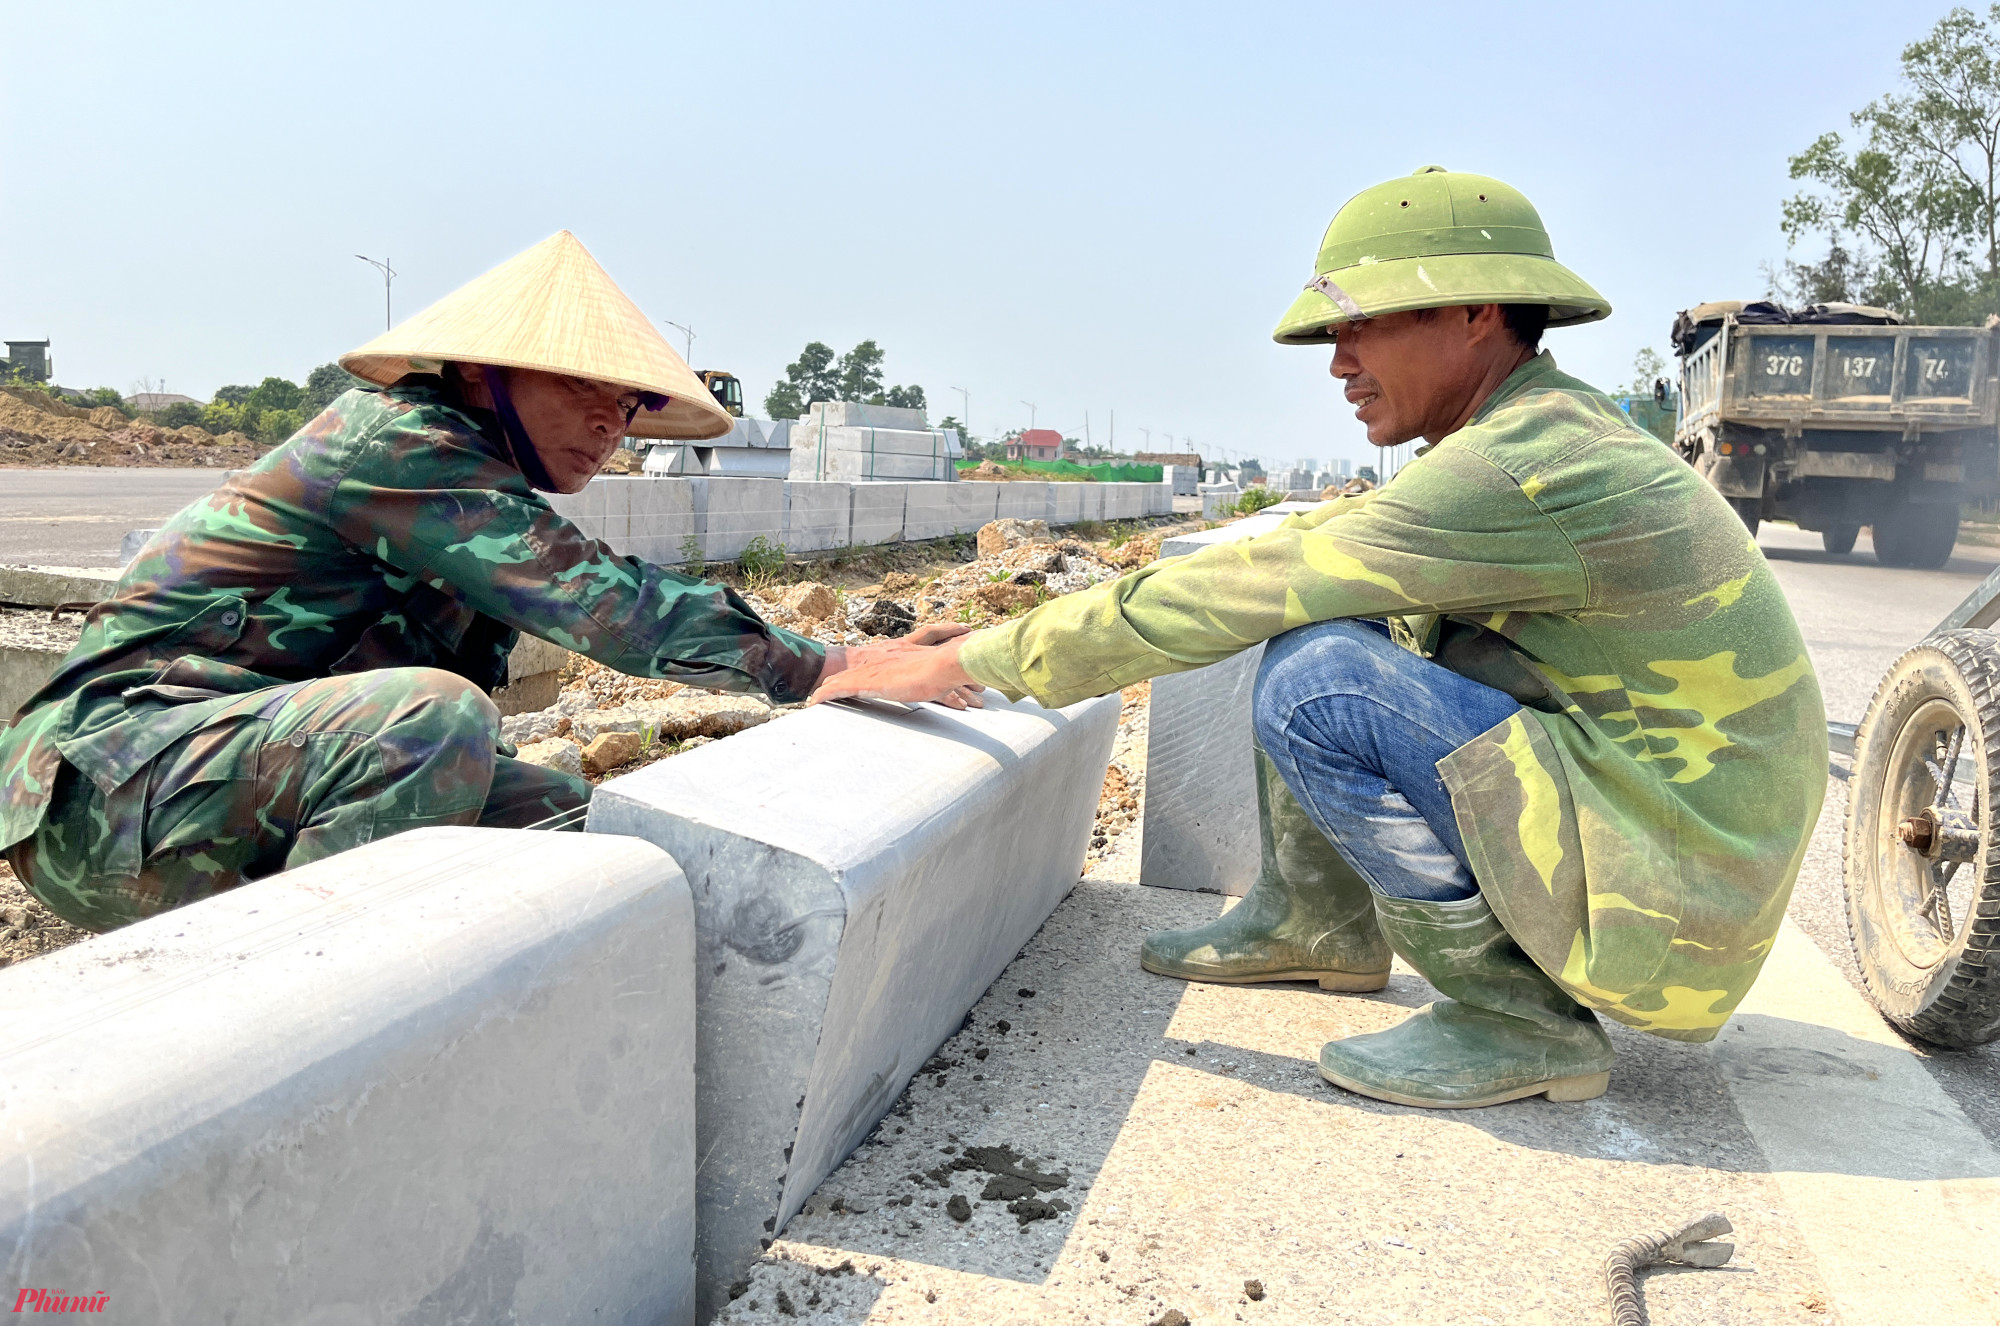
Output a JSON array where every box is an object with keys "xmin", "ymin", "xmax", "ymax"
[
  {"xmin": 1318, "ymin": 892, "xmax": 1616, "ymax": 1108},
  {"xmin": 1140, "ymin": 751, "xmax": 1391, "ymax": 992}
]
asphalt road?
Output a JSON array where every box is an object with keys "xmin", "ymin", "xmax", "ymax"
[{"xmin": 0, "ymin": 467, "xmax": 227, "ymax": 567}]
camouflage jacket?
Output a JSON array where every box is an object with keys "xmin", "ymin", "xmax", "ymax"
[
  {"xmin": 962, "ymin": 353, "xmax": 1827, "ymax": 1042},
  {"xmin": 0, "ymin": 384, "xmax": 824, "ymax": 854}
]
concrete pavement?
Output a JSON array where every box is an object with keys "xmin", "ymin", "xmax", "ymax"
[
  {"xmin": 0, "ymin": 467, "xmax": 224, "ymax": 567},
  {"xmin": 1756, "ymin": 524, "xmax": 2000, "ymax": 1151},
  {"xmin": 711, "ymin": 520, "xmax": 2000, "ymax": 1326}
]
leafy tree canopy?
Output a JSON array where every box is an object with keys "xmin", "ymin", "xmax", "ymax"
[
  {"xmin": 1628, "ymin": 347, "xmax": 1669, "ymax": 395},
  {"xmin": 1778, "ymin": 5, "xmax": 2000, "ymax": 323},
  {"xmin": 838, "ymin": 340, "xmax": 885, "ymax": 402},
  {"xmin": 763, "ymin": 380, "xmax": 807, "ymax": 421},
  {"xmin": 762, "ymin": 339, "xmax": 928, "ymax": 418},
  {"xmin": 213, "ymin": 384, "xmax": 255, "ymax": 406},
  {"xmin": 303, "ymin": 362, "xmax": 366, "ymax": 414},
  {"xmin": 246, "ymin": 376, "xmax": 304, "ymax": 413}
]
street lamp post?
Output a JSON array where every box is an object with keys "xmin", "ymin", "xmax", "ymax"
[
  {"xmin": 1019, "ymin": 400, "xmax": 1037, "ymax": 432},
  {"xmin": 355, "ymin": 255, "xmax": 396, "ymax": 330},
  {"xmin": 950, "ymin": 386, "xmax": 970, "ymax": 438},
  {"xmin": 662, "ymin": 321, "xmax": 696, "ymax": 364}
]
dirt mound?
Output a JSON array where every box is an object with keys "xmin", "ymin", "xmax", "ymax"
[
  {"xmin": 0, "ymin": 393, "xmax": 110, "ymax": 446},
  {"xmin": 0, "ymin": 389, "xmax": 269, "ymax": 468}
]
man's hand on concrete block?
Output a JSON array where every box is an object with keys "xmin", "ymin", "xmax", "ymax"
[{"xmin": 812, "ymin": 624, "xmax": 985, "ymax": 709}]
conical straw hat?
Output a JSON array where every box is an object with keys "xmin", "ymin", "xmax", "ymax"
[{"xmin": 340, "ymin": 231, "xmax": 731, "ymax": 440}]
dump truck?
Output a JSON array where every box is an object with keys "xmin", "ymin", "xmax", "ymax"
[{"xmin": 1672, "ymin": 300, "xmax": 2000, "ymax": 568}]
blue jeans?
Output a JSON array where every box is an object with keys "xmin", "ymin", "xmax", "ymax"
[{"xmin": 1253, "ymin": 619, "xmax": 1523, "ymax": 901}]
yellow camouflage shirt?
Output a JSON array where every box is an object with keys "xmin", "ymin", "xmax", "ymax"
[{"xmin": 961, "ymin": 352, "xmax": 1827, "ymax": 1042}]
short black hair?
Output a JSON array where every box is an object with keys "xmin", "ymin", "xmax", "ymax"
[
  {"xmin": 1500, "ymin": 304, "xmax": 1550, "ymax": 351},
  {"xmin": 1409, "ymin": 303, "xmax": 1549, "ymax": 350}
]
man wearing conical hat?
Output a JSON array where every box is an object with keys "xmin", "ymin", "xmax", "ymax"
[
  {"xmin": 813, "ymin": 168, "xmax": 1828, "ymax": 1107},
  {"xmin": 0, "ymin": 232, "xmax": 939, "ymax": 930}
]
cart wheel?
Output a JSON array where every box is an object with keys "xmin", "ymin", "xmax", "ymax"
[
  {"xmin": 1727, "ymin": 496, "xmax": 1760, "ymax": 536},
  {"xmin": 1844, "ymin": 629, "xmax": 2000, "ymax": 1046},
  {"xmin": 1822, "ymin": 524, "xmax": 1859, "ymax": 555}
]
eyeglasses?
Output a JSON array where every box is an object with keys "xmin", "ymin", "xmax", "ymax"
[{"xmin": 561, "ymin": 375, "xmax": 666, "ymax": 423}]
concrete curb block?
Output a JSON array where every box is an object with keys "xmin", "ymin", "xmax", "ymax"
[
  {"xmin": 849, "ymin": 482, "xmax": 908, "ymax": 546},
  {"xmin": 1142, "ymin": 513, "xmax": 1297, "ymax": 895},
  {"xmin": 586, "ymin": 691, "xmax": 1120, "ymax": 1317},
  {"xmin": 0, "ymin": 827, "xmax": 698, "ymax": 1326},
  {"xmin": 551, "ymin": 477, "xmax": 1156, "ymax": 566}
]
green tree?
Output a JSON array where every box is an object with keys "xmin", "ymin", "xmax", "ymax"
[
  {"xmin": 1627, "ymin": 347, "xmax": 1669, "ymax": 395},
  {"xmin": 246, "ymin": 376, "xmax": 304, "ymax": 413},
  {"xmin": 837, "ymin": 340, "xmax": 885, "ymax": 402},
  {"xmin": 1781, "ymin": 5, "xmax": 2000, "ymax": 322},
  {"xmin": 213, "ymin": 384, "xmax": 255, "ymax": 406},
  {"xmin": 258, "ymin": 408, "xmax": 306, "ymax": 442},
  {"xmin": 77, "ymin": 387, "xmax": 132, "ymax": 415},
  {"xmin": 155, "ymin": 401, "xmax": 202, "ymax": 428},
  {"xmin": 303, "ymin": 362, "xmax": 365, "ymax": 413},
  {"xmin": 764, "ymin": 341, "xmax": 841, "ymax": 419},
  {"xmin": 202, "ymin": 400, "xmax": 246, "ymax": 434},
  {"xmin": 765, "ymin": 339, "xmax": 924, "ymax": 417},
  {"xmin": 1766, "ymin": 236, "xmax": 1868, "ymax": 305},
  {"xmin": 764, "ymin": 380, "xmax": 806, "ymax": 420}
]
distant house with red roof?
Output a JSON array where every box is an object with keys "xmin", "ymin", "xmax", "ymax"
[{"xmin": 1005, "ymin": 428, "xmax": 1065, "ymax": 462}]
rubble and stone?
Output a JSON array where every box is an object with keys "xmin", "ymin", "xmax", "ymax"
[
  {"xmin": 977, "ymin": 517, "xmax": 1051, "ymax": 557},
  {"xmin": 582, "ymin": 729, "xmax": 644, "ymax": 775},
  {"xmin": 0, "ymin": 387, "xmax": 266, "ymax": 468},
  {"xmin": 515, "ymin": 735, "xmax": 583, "ymax": 776}
]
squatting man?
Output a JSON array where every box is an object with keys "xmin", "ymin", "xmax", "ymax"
[{"xmin": 813, "ymin": 167, "xmax": 1827, "ymax": 1108}]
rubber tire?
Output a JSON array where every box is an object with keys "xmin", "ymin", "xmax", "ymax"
[
  {"xmin": 1843, "ymin": 629, "xmax": 2000, "ymax": 1047},
  {"xmin": 1726, "ymin": 495, "xmax": 1761, "ymax": 536},
  {"xmin": 1874, "ymin": 502, "xmax": 1958, "ymax": 569},
  {"xmin": 1910, "ymin": 507, "xmax": 1960, "ymax": 570},
  {"xmin": 1822, "ymin": 524, "xmax": 1859, "ymax": 555}
]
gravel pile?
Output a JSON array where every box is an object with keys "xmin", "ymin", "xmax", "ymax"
[
  {"xmin": 0, "ymin": 605, "xmax": 87, "ymax": 653},
  {"xmin": 0, "ymin": 858, "xmax": 87, "ymax": 969}
]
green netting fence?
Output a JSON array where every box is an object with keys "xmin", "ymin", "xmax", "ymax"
[{"xmin": 955, "ymin": 457, "xmax": 1164, "ymax": 482}]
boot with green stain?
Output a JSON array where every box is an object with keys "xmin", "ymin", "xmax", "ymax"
[
  {"xmin": 1318, "ymin": 891, "xmax": 1616, "ymax": 1108},
  {"xmin": 1140, "ymin": 751, "xmax": 1390, "ymax": 991}
]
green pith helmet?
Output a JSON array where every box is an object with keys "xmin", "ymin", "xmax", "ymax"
[{"xmin": 1272, "ymin": 166, "xmax": 1611, "ymax": 344}]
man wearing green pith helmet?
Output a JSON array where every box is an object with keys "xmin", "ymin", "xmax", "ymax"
[{"xmin": 812, "ymin": 166, "xmax": 1827, "ymax": 1108}]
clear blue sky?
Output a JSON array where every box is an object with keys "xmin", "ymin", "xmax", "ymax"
[{"xmin": 0, "ymin": 0, "xmax": 1951, "ymax": 467}]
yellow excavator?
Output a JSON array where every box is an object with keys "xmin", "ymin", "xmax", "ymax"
[{"xmin": 697, "ymin": 370, "xmax": 743, "ymax": 417}]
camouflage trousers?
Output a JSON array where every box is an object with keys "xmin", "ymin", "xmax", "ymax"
[{"xmin": 4, "ymin": 667, "xmax": 590, "ymax": 932}]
